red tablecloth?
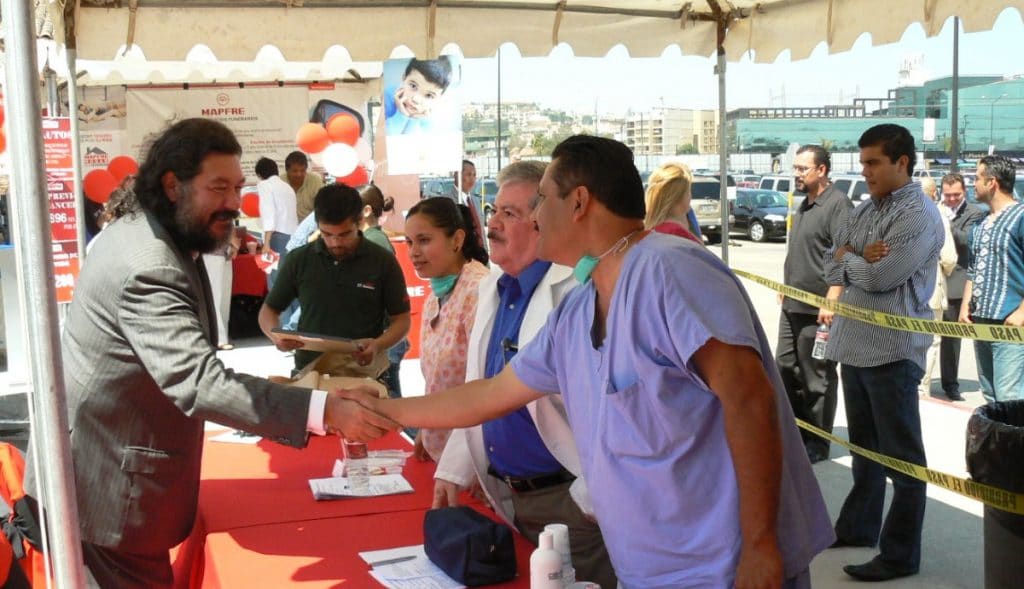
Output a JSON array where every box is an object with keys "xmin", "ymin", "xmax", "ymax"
[
  {"xmin": 231, "ymin": 253, "xmax": 268, "ymax": 297},
  {"xmin": 172, "ymin": 432, "xmax": 531, "ymax": 588}
]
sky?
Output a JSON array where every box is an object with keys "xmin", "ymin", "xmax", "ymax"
[{"xmin": 458, "ymin": 7, "xmax": 1024, "ymax": 116}]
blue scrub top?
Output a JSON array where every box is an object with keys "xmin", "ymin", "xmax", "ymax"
[{"xmin": 511, "ymin": 233, "xmax": 833, "ymax": 587}]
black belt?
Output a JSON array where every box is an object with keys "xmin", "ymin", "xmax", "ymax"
[{"xmin": 488, "ymin": 466, "xmax": 576, "ymax": 493}]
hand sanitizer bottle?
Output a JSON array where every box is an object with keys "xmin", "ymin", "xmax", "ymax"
[
  {"xmin": 543, "ymin": 523, "xmax": 575, "ymax": 585},
  {"xmin": 530, "ymin": 531, "xmax": 563, "ymax": 588}
]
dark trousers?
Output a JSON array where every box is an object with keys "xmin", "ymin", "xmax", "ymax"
[
  {"xmin": 509, "ymin": 481, "xmax": 617, "ymax": 589},
  {"xmin": 83, "ymin": 542, "xmax": 172, "ymax": 589},
  {"xmin": 835, "ymin": 361, "xmax": 927, "ymax": 571},
  {"xmin": 939, "ymin": 301, "xmax": 962, "ymax": 394},
  {"xmin": 776, "ymin": 310, "xmax": 839, "ymax": 458}
]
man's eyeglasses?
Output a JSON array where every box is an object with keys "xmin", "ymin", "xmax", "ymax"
[{"xmin": 792, "ymin": 165, "xmax": 818, "ymax": 176}]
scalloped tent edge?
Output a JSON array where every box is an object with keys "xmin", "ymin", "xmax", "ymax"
[{"xmin": 65, "ymin": 1, "xmax": 1024, "ymax": 64}]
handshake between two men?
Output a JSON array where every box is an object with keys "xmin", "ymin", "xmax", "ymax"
[{"xmin": 322, "ymin": 387, "xmax": 403, "ymax": 440}]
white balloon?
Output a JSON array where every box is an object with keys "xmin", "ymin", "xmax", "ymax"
[{"xmin": 321, "ymin": 143, "xmax": 359, "ymax": 177}]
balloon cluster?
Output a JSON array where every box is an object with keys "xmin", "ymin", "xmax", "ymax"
[
  {"xmin": 84, "ymin": 156, "xmax": 139, "ymax": 204},
  {"xmin": 294, "ymin": 112, "xmax": 369, "ymax": 187}
]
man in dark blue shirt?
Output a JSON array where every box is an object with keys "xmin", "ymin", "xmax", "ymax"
[{"xmin": 432, "ymin": 161, "xmax": 615, "ymax": 588}]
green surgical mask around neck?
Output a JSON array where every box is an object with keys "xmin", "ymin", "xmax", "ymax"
[
  {"xmin": 572, "ymin": 229, "xmax": 642, "ymax": 284},
  {"xmin": 429, "ymin": 274, "xmax": 458, "ymax": 298}
]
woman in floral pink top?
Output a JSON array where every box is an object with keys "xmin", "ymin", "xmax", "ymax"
[{"xmin": 405, "ymin": 197, "xmax": 490, "ymax": 461}]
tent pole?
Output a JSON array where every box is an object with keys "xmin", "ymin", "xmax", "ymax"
[
  {"xmin": 950, "ymin": 16, "xmax": 960, "ymax": 173},
  {"xmin": 67, "ymin": 48, "xmax": 88, "ymax": 263},
  {"xmin": 496, "ymin": 45, "xmax": 502, "ymax": 174},
  {"xmin": 715, "ymin": 35, "xmax": 729, "ymax": 264},
  {"xmin": 0, "ymin": 0, "xmax": 87, "ymax": 586}
]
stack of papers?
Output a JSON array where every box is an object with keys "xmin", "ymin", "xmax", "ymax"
[
  {"xmin": 359, "ymin": 545, "xmax": 465, "ymax": 589},
  {"xmin": 308, "ymin": 473, "xmax": 414, "ymax": 500}
]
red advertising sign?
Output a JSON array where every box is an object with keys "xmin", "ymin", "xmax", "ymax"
[{"xmin": 43, "ymin": 117, "xmax": 79, "ymax": 303}]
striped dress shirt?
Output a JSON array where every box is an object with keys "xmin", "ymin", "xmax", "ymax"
[
  {"xmin": 824, "ymin": 181, "xmax": 944, "ymax": 369},
  {"xmin": 967, "ymin": 202, "xmax": 1024, "ymax": 320}
]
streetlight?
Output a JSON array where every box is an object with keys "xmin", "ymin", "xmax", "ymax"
[{"xmin": 986, "ymin": 93, "xmax": 1008, "ymax": 149}]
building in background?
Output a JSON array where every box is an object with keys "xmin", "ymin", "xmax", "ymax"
[
  {"xmin": 729, "ymin": 76, "xmax": 1024, "ymax": 167},
  {"xmin": 622, "ymin": 108, "xmax": 719, "ymax": 158}
]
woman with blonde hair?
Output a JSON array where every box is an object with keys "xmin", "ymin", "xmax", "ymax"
[{"xmin": 644, "ymin": 162, "xmax": 702, "ymax": 244}]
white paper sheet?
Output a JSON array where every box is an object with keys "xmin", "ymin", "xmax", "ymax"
[
  {"xmin": 359, "ymin": 545, "xmax": 465, "ymax": 589},
  {"xmin": 308, "ymin": 473, "xmax": 414, "ymax": 500}
]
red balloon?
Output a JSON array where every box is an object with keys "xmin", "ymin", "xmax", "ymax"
[
  {"xmin": 107, "ymin": 155, "xmax": 139, "ymax": 182},
  {"xmin": 295, "ymin": 122, "xmax": 330, "ymax": 154},
  {"xmin": 84, "ymin": 169, "xmax": 118, "ymax": 204},
  {"xmin": 240, "ymin": 192, "xmax": 261, "ymax": 218},
  {"xmin": 326, "ymin": 113, "xmax": 360, "ymax": 146},
  {"xmin": 0, "ymin": 132, "xmax": 5, "ymax": 154},
  {"xmin": 336, "ymin": 165, "xmax": 369, "ymax": 187}
]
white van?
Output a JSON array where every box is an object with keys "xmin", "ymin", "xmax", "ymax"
[{"xmin": 831, "ymin": 174, "xmax": 871, "ymax": 203}]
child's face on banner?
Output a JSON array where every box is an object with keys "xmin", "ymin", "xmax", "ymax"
[{"xmin": 395, "ymin": 70, "xmax": 444, "ymax": 119}]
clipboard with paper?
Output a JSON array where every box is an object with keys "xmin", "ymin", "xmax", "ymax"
[{"xmin": 271, "ymin": 328, "xmax": 360, "ymax": 353}]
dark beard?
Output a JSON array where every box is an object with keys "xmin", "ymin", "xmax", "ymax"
[{"xmin": 171, "ymin": 184, "xmax": 238, "ymax": 253}]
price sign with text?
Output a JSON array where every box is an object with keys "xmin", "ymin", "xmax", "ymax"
[{"xmin": 44, "ymin": 117, "xmax": 79, "ymax": 303}]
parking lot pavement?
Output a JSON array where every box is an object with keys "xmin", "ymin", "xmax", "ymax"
[{"xmin": 220, "ymin": 239, "xmax": 988, "ymax": 586}]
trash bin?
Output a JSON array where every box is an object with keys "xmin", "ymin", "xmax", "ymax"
[{"xmin": 966, "ymin": 401, "xmax": 1024, "ymax": 589}]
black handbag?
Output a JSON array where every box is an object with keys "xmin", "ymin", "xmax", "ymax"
[{"xmin": 423, "ymin": 506, "xmax": 517, "ymax": 585}]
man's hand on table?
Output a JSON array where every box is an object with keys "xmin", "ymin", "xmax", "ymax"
[
  {"xmin": 323, "ymin": 389, "xmax": 399, "ymax": 441},
  {"xmin": 432, "ymin": 478, "xmax": 462, "ymax": 508},
  {"xmin": 432, "ymin": 479, "xmax": 492, "ymax": 510}
]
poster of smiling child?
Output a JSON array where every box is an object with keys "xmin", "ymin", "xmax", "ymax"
[{"xmin": 383, "ymin": 55, "xmax": 463, "ymax": 175}]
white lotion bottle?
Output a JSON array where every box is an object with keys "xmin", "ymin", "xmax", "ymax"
[
  {"xmin": 530, "ymin": 530, "xmax": 564, "ymax": 588},
  {"xmin": 543, "ymin": 522, "xmax": 575, "ymax": 585}
]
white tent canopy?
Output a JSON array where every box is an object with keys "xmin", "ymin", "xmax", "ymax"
[
  {"xmin": 7, "ymin": 1, "xmax": 1023, "ymax": 587},
  {"xmin": 68, "ymin": 0, "xmax": 1021, "ymax": 63}
]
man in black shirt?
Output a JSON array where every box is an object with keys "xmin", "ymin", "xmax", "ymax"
[
  {"xmin": 776, "ymin": 145, "xmax": 854, "ymax": 463},
  {"xmin": 259, "ymin": 184, "xmax": 411, "ymax": 375}
]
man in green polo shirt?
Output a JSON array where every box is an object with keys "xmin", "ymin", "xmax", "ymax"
[{"xmin": 259, "ymin": 184, "xmax": 411, "ymax": 374}]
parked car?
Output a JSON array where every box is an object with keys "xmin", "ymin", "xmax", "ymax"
[
  {"xmin": 691, "ymin": 176, "xmax": 735, "ymax": 245},
  {"xmin": 476, "ymin": 177, "xmax": 499, "ymax": 223},
  {"xmin": 734, "ymin": 174, "xmax": 762, "ymax": 188},
  {"xmin": 420, "ymin": 176, "xmax": 455, "ymax": 198},
  {"xmin": 730, "ymin": 189, "xmax": 789, "ymax": 242},
  {"xmin": 758, "ymin": 173, "xmax": 808, "ymax": 211},
  {"xmin": 912, "ymin": 169, "xmax": 947, "ymax": 181},
  {"xmin": 758, "ymin": 174, "xmax": 795, "ymax": 194},
  {"xmin": 831, "ymin": 174, "xmax": 871, "ymax": 203}
]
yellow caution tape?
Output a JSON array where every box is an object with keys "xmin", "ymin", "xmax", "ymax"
[
  {"xmin": 728, "ymin": 269, "xmax": 1024, "ymax": 511},
  {"xmin": 733, "ymin": 269, "xmax": 1024, "ymax": 344},
  {"xmin": 795, "ymin": 419, "xmax": 1024, "ymax": 515}
]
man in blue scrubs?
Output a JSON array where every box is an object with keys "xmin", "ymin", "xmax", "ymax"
[{"xmin": 344, "ymin": 136, "xmax": 833, "ymax": 588}]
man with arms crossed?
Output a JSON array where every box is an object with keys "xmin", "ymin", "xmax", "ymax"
[
  {"xmin": 32, "ymin": 119, "xmax": 396, "ymax": 587},
  {"xmin": 824, "ymin": 124, "xmax": 943, "ymax": 581},
  {"xmin": 344, "ymin": 136, "xmax": 833, "ymax": 589},
  {"xmin": 776, "ymin": 145, "xmax": 852, "ymax": 463},
  {"xmin": 433, "ymin": 161, "xmax": 615, "ymax": 587}
]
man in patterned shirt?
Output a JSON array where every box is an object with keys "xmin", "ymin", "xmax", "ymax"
[
  {"xmin": 823, "ymin": 124, "xmax": 943, "ymax": 582},
  {"xmin": 959, "ymin": 155, "xmax": 1024, "ymax": 402}
]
